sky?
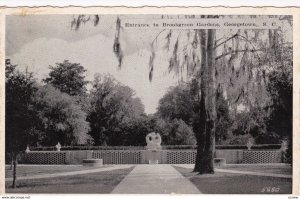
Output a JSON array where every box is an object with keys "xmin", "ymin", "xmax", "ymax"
[{"xmin": 6, "ymin": 15, "xmax": 179, "ymax": 114}]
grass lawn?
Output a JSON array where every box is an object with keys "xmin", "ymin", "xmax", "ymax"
[
  {"xmin": 5, "ymin": 165, "xmax": 111, "ymax": 178},
  {"xmin": 6, "ymin": 166, "xmax": 135, "ymax": 194},
  {"xmin": 219, "ymin": 164, "xmax": 292, "ymax": 175},
  {"xmin": 174, "ymin": 166, "xmax": 292, "ymax": 194}
]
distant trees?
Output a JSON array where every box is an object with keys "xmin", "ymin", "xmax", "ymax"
[
  {"xmin": 43, "ymin": 60, "xmax": 88, "ymax": 96},
  {"xmin": 157, "ymin": 65, "xmax": 292, "ymax": 147},
  {"xmin": 32, "ymin": 85, "xmax": 91, "ymax": 146},
  {"xmin": 157, "ymin": 83, "xmax": 195, "ymax": 125},
  {"xmin": 157, "ymin": 82, "xmax": 232, "ymax": 145},
  {"xmin": 87, "ymin": 74, "xmax": 145, "ymax": 145},
  {"xmin": 215, "ymin": 93, "xmax": 232, "ymax": 144},
  {"xmin": 155, "ymin": 118, "xmax": 196, "ymax": 145}
]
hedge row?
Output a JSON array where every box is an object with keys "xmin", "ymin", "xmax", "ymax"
[
  {"xmin": 29, "ymin": 144, "xmax": 282, "ymax": 151},
  {"xmin": 30, "ymin": 146, "xmax": 144, "ymax": 151}
]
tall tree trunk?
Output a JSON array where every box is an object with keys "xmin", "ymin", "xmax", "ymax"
[
  {"xmin": 193, "ymin": 29, "xmax": 216, "ymax": 174},
  {"xmin": 12, "ymin": 153, "xmax": 17, "ymax": 188},
  {"xmin": 202, "ymin": 29, "xmax": 216, "ymax": 174},
  {"xmin": 10, "ymin": 155, "xmax": 13, "ymax": 170},
  {"xmin": 193, "ymin": 29, "xmax": 207, "ymax": 172}
]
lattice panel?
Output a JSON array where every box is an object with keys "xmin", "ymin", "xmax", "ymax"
[
  {"xmin": 25, "ymin": 152, "xmax": 66, "ymax": 164},
  {"xmin": 92, "ymin": 150, "xmax": 141, "ymax": 164},
  {"xmin": 242, "ymin": 150, "xmax": 282, "ymax": 164},
  {"xmin": 167, "ymin": 150, "xmax": 196, "ymax": 164}
]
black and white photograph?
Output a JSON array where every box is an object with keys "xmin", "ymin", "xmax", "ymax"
[{"xmin": 4, "ymin": 13, "xmax": 293, "ymax": 194}]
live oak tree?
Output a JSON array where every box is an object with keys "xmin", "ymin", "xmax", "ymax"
[{"xmin": 73, "ymin": 15, "xmax": 292, "ymax": 174}]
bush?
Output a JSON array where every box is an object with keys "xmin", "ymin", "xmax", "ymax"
[
  {"xmin": 27, "ymin": 144, "xmax": 281, "ymax": 151},
  {"xmin": 221, "ymin": 134, "xmax": 255, "ymax": 145},
  {"xmin": 30, "ymin": 145, "xmax": 145, "ymax": 151},
  {"xmin": 282, "ymin": 140, "xmax": 292, "ymax": 164}
]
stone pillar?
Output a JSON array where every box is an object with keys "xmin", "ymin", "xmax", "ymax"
[
  {"xmin": 87, "ymin": 150, "xmax": 93, "ymax": 159},
  {"xmin": 140, "ymin": 150, "xmax": 146, "ymax": 164},
  {"xmin": 237, "ymin": 150, "xmax": 243, "ymax": 163},
  {"xmin": 161, "ymin": 150, "xmax": 168, "ymax": 164},
  {"xmin": 146, "ymin": 150, "xmax": 160, "ymax": 164},
  {"xmin": 65, "ymin": 151, "xmax": 71, "ymax": 164}
]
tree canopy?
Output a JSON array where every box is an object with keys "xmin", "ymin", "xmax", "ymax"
[
  {"xmin": 43, "ymin": 60, "xmax": 89, "ymax": 96},
  {"xmin": 87, "ymin": 74, "xmax": 145, "ymax": 145},
  {"xmin": 32, "ymin": 84, "xmax": 91, "ymax": 146}
]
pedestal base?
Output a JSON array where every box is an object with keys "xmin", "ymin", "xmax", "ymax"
[{"xmin": 146, "ymin": 150, "xmax": 161, "ymax": 164}]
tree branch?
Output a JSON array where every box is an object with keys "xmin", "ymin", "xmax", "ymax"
[
  {"xmin": 214, "ymin": 33, "xmax": 239, "ymax": 49},
  {"xmin": 215, "ymin": 49, "xmax": 266, "ymax": 60},
  {"xmin": 151, "ymin": 29, "xmax": 167, "ymax": 47}
]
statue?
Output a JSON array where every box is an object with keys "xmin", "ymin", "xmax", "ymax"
[
  {"xmin": 145, "ymin": 132, "xmax": 162, "ymax": 150},
  {"xmin": 281, "ymin": 140, "xmax": 288, "ymax": 152},
  {"xmin": 56, "ymin": 142, "xmax": 61, "ymax": 151},
  {"xmin": 25, "ymin": 145, "xmax": 30, "ymax": 153},
  {"xmin": 246, "ymin": 140, "xmax": 253, "ymax": 150}
]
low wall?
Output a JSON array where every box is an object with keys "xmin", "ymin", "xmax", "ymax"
[
  {"xmin": 166, "ymin": 150, "xmax": 197, "ymax": 164},
  {"xmin": 24, "ymin": 149, "xmax": 283, "ymax": 165},
  {"xmin": 242, "ymin": 150, "xmax": 283, "ymax": 164},
  {"xmin": 25, "ymin": 151, "xmax": 67, "ymax": 164},
  {"xmin": 66, "ymin": 150, "xmax": 93, "ymax": 164},
  {"xmin": 215, "ymin": 150, "xmax": 243, "ymax": 164},
  {"xmin": 92, "ymin": 150, "xmax": 141, "ymax": 164}
]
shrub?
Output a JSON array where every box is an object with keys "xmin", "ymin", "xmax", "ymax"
[
  {"xmin": 221, "ymin": 134, "xmax": 255, "ymax": 145},
  {"xmin": 28, "ymin": 144, "xmax": 281, "ymax": 151}
]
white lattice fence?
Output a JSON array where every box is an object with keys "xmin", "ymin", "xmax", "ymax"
[
  {"xmin": 242, "ymin": 150, "xmax": 282, "ymax": 164},
  {"xmin": 92, "ymin": 150, "xmax": 141, "ymax": 164},
  {"xmin": 25, "ymin": 151, "xmax": 66, "ymax": 164},
  {"xmin": 167, "ymin": 150, "xmax": 196, "ymax": 164}
]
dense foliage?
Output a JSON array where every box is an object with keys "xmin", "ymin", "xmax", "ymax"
[
  {"xmin": 43, "ymin": 60, "xmax": 88, "ymax": 96},
  {"xmin": 157, "ymin": 82, "xmax": 232, "ymax": 145},
  {"xmin": 87, "ymin": 74, "xmax": 145, "ymax": 145},
  {"xmin": 32, "ymin": 85, "xmax": 91, "ymax": 146},
  {"xmin": 5, "ymin": 60, "xmax": 37, "ymax": 156},
  {"xmin": 5, "ymin": 59, "xmax": 38, "ymax": 188}
]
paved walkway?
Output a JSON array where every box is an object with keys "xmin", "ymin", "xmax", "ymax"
[
  {"xmin": 176, "ymin": 164, "xmax": 292, "ymax": 178},
  {"xmin": 5, "ymin": 165, "xmax": 133, "ymax": 181},
  {"xmin": 112, "ymin": 164, "xmax": 201, "ymax": 194}
]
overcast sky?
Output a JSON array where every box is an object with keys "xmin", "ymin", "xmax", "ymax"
[{"xmin": 6, "ymin": 15, "xmax": 179, "ymax": 114}]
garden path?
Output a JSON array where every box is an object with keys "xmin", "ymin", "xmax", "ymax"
[{"xmin": 111, "ymin": 164, "xmax": 201, "ymax": 194}]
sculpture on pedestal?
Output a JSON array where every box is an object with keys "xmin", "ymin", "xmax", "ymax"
[
  {"xmin": 56, "ymin": 142, "xmax": 61, "ymax": 151},
  {"xmin": 145, "ymin": 132, "xmax": 162, "ymax": 150}
]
